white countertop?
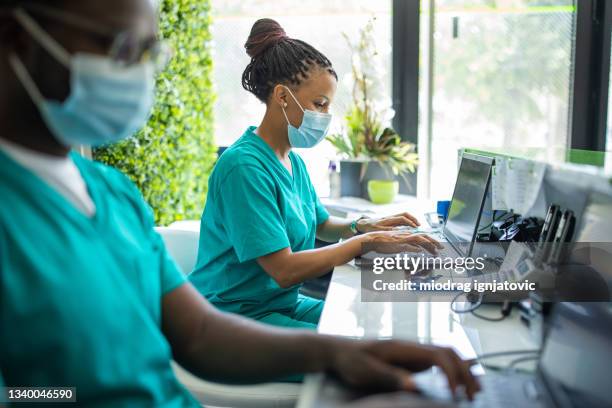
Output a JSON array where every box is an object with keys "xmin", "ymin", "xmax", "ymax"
[
  {"xmin": 321, "ymin": 195, "xmax": 435, "ymax": 220},
  {"xmin": 317, "ymin": 262, "xmax": 536, "ymax": 355},
  {"xmin": 167, "ymin": 197, "xmax": 539, "ymax": 407},
  {"xmin": 298, "ymin": 196, "xmax": 539, "ymax": 408},
  {"xmin": 297, "ymin": 262, "xmax": 539, "ymax": 408}
]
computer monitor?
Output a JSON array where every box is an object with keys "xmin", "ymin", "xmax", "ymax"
[
  {"xmin": 443, "ymin": 153, "xmax": 494, "ymax": 257},
  {"xmin": 569, "ymin": 192, "xmax": 612, "ymax": 294},
  {"xmin": 538, "ymin": 302, "xmax": 612, "ymax": 408},
  {"xmin": 573, "ymin": 192, "xmax": 612, "ymax": 243}
]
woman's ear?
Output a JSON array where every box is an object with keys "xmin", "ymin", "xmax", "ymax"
[{"xmin": 272, "ymin": 84, "xmax": 289, "ymax": 109}]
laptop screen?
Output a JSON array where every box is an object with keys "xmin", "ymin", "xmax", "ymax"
[
  {"xmin": 443, "ymin": 154, "xmax": 493, "ymax": 257},
  {"xmin": 539, "ymin": 302, "xmax": 612, "ymax": 408}
]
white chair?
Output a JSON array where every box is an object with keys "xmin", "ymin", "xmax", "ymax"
[{"xmin": 155, "ymin": 226, "xmax": 301, "ymax": 408}]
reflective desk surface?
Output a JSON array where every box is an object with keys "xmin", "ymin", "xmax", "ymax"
[
  {"xmin": 297, "ymin": 263, "xmax": 540, "ymax": 408},
  {"xmin": 317, "ymin": 262, "xmax": 537, "ymax": 352},
  {"xmin": 298, "ymin": 196, "xmax": 540, "ymax": 408},
  {"xmin": 168, "ymin": 197, "xmax": 541, "ymax": 406}
]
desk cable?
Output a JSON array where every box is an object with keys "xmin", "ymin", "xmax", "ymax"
[
  {"xmin": 474, "ymin": 349, "xmax": 541, "ymax": 372},
  {"xmin": 450, "ymin": 292, "xmax": 483, "ymax": 314},
  {"xmin": 471, "ymin": 302, "xmax": 512, "ymax": 321},
  {"xmin": 475, "ymin": 349, "xmax": 541, "ymax": 361},
  {"xmin": 506, "ymin": 355, "xmax": 540, "ymax": 371},
  {"xmin": 450, "ymin": 292, "xmax": 513, "ymax": 322}
]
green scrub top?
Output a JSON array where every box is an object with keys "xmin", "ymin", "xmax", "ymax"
[
  {"xmin": 0, "ymin": 150, "xmax": 198, "ymax": 407},
  {"xmin": 189, "ymin": 126, "xmax": 329, "ymax": 319}
]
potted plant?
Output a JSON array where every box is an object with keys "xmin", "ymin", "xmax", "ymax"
[{"xmin": 327, "ymin": 18, "xmax": 418, "ymax": 203}]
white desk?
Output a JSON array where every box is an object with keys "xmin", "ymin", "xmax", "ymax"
[
  {"xmin": 167, "ymin": 197, "xmax": 540, "ymax": 407},
  {"xmin": 297, "ymin": 263, "xmax": 539, "ymax": 408},
  {"xmin": 321, "ymin": 194, "xmax": 435, "ymax": 220},
  {"xmin": 297, "ymin": 196, "xmax": 539, "ymax": 408}
]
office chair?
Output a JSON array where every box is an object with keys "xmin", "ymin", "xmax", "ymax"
[{"xmin": 155, "ymin": 227, "xmax": 301, "ymax": 408}]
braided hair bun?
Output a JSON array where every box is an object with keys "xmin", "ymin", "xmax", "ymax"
[
  {"xmin": 244, "ymin": 18, "xmax": 287, "ymax": 59},
  {"xmin": 242, "ymin": 18, "xmax": 337, "ymax": 102}
]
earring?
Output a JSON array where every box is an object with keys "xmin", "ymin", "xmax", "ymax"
[{"xmin": 283, "ymin": 103, "xmax": 288, "ymax": 108}]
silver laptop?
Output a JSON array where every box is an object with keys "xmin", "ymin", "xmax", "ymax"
[
  {"xmin": 434, "ymin": 153, "xmax": 494, "ymax": 259},
  {"xmin": 413, "ymin": 302, "xmax": 612, "ymax": 408},
  {"xmin": 361, "ymin": 154, "xmax": 494, "ymax": 275}
]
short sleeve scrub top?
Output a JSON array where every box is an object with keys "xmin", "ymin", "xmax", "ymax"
[{"xmin": 189, "ymin": 126, "xmax": 330, "ymax": 329}]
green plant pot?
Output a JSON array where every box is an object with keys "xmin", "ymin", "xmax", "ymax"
[{"xmin": 367, "ymin": 179, "xmax": 399, "ymax": 204}]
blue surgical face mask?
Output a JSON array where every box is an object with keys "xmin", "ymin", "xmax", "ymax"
[
  {"xmin": 9, "ymin": 9, "xmax": 156, "ymax": 148},
  {"xmin": 281, "ymin": 86, "xmax": 332, "ymax": 149}
]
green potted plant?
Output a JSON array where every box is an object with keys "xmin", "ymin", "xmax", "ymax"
[{"xmin": 327, "ymin": 18, "xmax": 418, "ymax": 203}]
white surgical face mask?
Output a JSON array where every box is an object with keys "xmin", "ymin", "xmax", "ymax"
[
  {"xmin": 9, "ymin": 8, "xmax": 156, "ymax": 148},
  {"xmin": 281, "ymin": 86, "xmax": 332, "ymax": 149}
]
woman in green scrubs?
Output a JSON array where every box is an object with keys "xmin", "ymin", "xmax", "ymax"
[{"xmin": 190, "ymin": 19, "xmax": 440, "ymax": 329}]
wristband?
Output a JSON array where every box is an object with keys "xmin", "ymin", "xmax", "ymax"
[{"xmin": 350, "ymin": 216, "xmax": 368, "ymax": 235}]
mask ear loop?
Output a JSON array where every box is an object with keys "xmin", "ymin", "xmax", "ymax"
[
  {"xmin": 282, "ymin": 85, "xmax": 305, "ymax": 113},
  {"xmin": 280, "ymin": 102, "xmax": 292, "ymax": 126},
  {"xmin": 13, "ymin": 8, "xmax": 71, "ymax": 68},
  {"xmin": 280, "ymin": 85, "xmax": 306, "ymax": 129},
  {"xmin": 9, "ymin": 53, "xmax": 45, "ymax": 106}
]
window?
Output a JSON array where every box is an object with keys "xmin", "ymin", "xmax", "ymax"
[
  {"xmin": 607, "ymin": 30, "xmax": 612, "ymax": 153},
  {"xmin": 420, "ymin": 0, "xmax": 576, "ymax": 200},
  {"xmin": 211, "ymin": 0, "xmax": 392, "ymax": 195}
]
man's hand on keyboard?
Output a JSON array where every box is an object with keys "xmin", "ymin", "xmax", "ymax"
[{"xmin": 330, "ymin": 340, "xmax": 481, "ymax": 401}]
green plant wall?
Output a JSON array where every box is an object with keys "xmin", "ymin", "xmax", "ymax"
[{"xmin": 93, "ymin": 0, "xmax": 216, "ymax": 226}]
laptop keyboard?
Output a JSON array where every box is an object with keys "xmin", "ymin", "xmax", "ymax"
[
  {"xmin": 414, "ymin": 371, "xmax": 543, "ymax": 408},
  {"xmin": 459, "ymin": 375, "xmax": 542, "ymax": 408}
]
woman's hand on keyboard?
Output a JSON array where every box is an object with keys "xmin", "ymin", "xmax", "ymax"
[
  {"xmin": 356, "ymin": 212, "xmax": 421, "ymax": 233},
  {"xmin": 362, "ymin": 231, "xmax": 443, "ymax": 255}
]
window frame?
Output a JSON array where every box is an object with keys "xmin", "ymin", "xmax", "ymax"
[
  {"xmin": 570, "ymin": 0, "xmax": 612, "ymax": 152},
  {"xmin": 391, "ymin": 0, "xmax": 611, "ymax": 200},
  {"xmin": 392, "ymin": 0, "xmax": 421, "ymax": 194}
]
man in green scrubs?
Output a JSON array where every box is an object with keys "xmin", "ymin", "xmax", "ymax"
[{"xmin": 0, "ymin": 0, "xmax": 479, "ymax": 405}]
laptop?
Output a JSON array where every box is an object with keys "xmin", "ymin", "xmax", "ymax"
[
  {"xmin": 381, "ymin": 152, "xmax": 493, "ymax": 259},
  {"xmin": 413, "ymin": 302, "xmax": 612, "ymax": 408},
  {"xmin": 388, "ymin": 153, "xmax": 494, "ymax": 267},
  {"xmin": 434, "ymin": 153, "xmax": 495, "ymax": 259},
  {"xmin": 361, "ymin": 153, "xmax": 494, "ymax": 278}
]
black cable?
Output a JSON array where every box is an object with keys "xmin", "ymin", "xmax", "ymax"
[
  {"xmin": 471, "ymin": 309, "xmax": 507, "ymax": 321},
  {"xmin": 507, "ymin": 355, "xmax": 540, "ymax": 371},
  {"xmin": 476, "ymin": 349, "xmax": 540, "ymax": 361},
  {"xmin": 451, "ymin": 293, "xmax": 513, "ymax": 322},
  {"xmin": 450, "ymin": 291, "xmax": 483, "ymax": 314},
  {"xmin": 470, "ymin": 300, "xmax": 513, "ymax": 321},
  {"xmin": 477, "ymin": 350, "xmax": 541, "ymax": 371},
  {"xmin": 477, "ymin": 211, "xmax": 515, "ymax": 233}
]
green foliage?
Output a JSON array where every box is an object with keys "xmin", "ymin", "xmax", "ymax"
[
  {"xmin": 327, "ymin": 19, "xmax": 418, "ymax": 177},
  {"xmin": 435, "ymin": 5, "xmax": 573, "ymax": 145},
  {"xmin": 93, "ymin": 0, "xmax": 216, "ymax": 226},
  {"xmin": 328, "ymin": 111, "xmax": 418, "ymax": 176},
  {"xmin": 366, "ymin": 128, "xmax": 418, "ymax": 175}
]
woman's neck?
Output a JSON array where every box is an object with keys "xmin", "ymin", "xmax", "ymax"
[{"xmin": 255, "ymin": 110, "xmax": 291, "ymax": 160}]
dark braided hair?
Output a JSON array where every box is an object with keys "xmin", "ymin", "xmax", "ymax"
[{"xmin": 242, "ymin": 18, "xmax": 337, "ymax": 103}]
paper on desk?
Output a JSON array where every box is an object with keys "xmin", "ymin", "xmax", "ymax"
[
  {"xmin": 491, "ymin": 158, "xmax": 509, "ymax": 210},
  {"xmin": 491, "ymin": 158, "xmax": 546, "ymax": 215}
]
